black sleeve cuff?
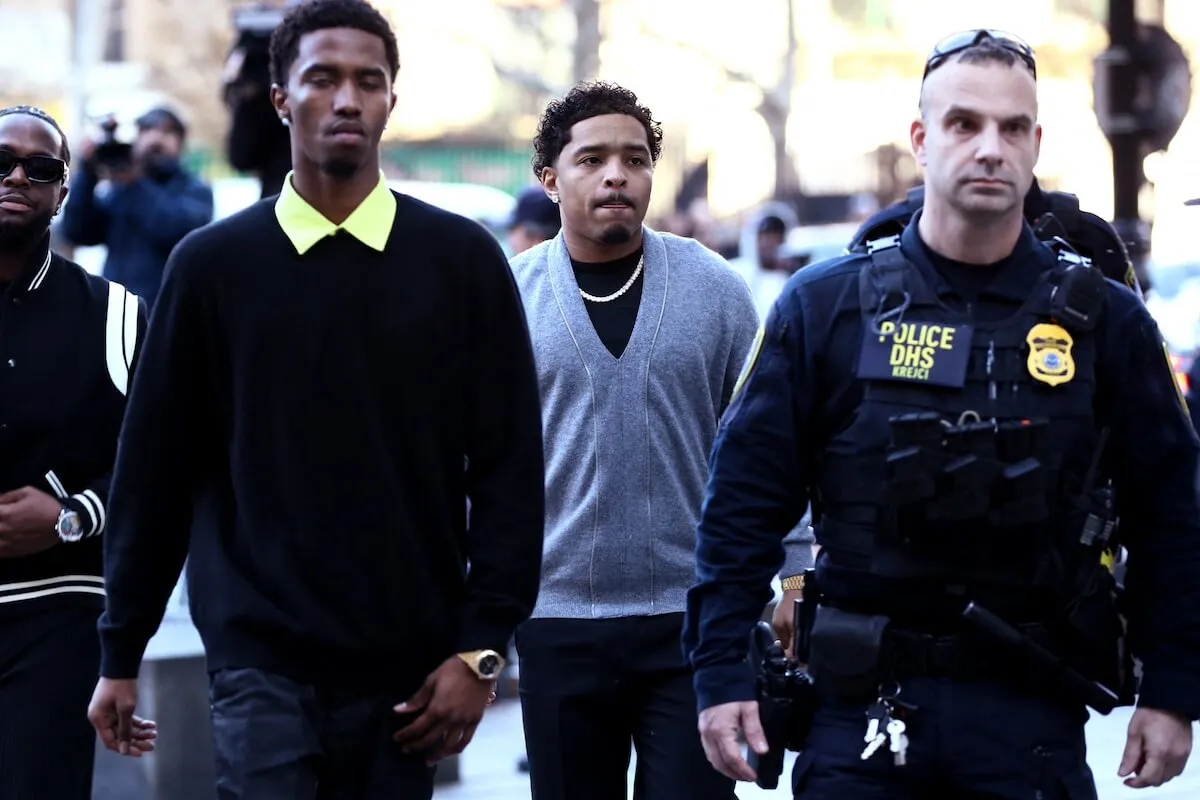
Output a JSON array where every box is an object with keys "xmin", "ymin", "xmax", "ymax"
[
  {"xmin": 98, "ymin": 633, "xmax": 148, "ymax": 680},
  {"xmin": 455, "ymin": 609, "xmax": 519, "ymax": 657},
  {"xmin": 1137, "ymin": 667, "xmax": 1200, "ymax": 721}
]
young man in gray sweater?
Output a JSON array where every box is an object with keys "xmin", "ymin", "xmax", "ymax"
[{"xmin": 509, "ymin": 81, "xmax": 760, "ymax": 800}]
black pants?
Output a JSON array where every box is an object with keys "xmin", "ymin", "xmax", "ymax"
[
  {"xmin": 517, "ymin": 613, "xmax": 735, "ymax": 800},
  {"xmin": 792, "ymin": 675, "xmax": 1097, "ymax": 799},
  {"xmin": 209, "ymin": 667, "xmax": 435, "ymax": 800},
  {"xmin": 0, "ymin": 605, "xmax": 100, "ymax": 800}
]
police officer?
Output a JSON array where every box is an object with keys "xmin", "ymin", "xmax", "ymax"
[{"xmin": 683, "ymin": 30, "xmax": 1200, "ymax": 798}]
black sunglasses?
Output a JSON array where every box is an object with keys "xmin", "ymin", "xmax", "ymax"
[
  {"xmin": 923, "ymin": 29, "xmax": 1037, "ymax": 80},
  {"xmin": 0, "ymin": 149, "xmax": 68, "ymax": 184}
]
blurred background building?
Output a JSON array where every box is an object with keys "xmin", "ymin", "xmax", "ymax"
[{"xmin": 2, "ymin": 0, "xmax": 1198, "ymax": 292}]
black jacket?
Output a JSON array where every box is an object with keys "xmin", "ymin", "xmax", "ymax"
[
  {"xmin": 685, "ymin": 221, "xmax": 1200, "ymax": 719},
  {"xmin": 0, "ymin": 237, "xmax": 146, "ymax": 612}
]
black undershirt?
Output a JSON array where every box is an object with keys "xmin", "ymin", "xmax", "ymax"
[
  {"xmin": 918, "ymin": 236, "xmax": 1010, "ymax": 304},
  {"xmin": 572, "ymin": 247, "xmax": 644, "ymax": 358}
]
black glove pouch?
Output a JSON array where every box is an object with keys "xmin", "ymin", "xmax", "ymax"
[
  {"xmin": 1057, "ymin": 570, "xmax": 1137, "ymax": 704},
  {"xmin": 807, "ymin": 605, "xmax": 891, "ymax": 700}
]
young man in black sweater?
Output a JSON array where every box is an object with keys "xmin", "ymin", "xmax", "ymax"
[
  {"xmin": 86, "ymin": 1, "xmax": 546, "ymax": 796},
  {"xmin": 0, "ymin": 106, "xmax": 155, "ymax": 798}
]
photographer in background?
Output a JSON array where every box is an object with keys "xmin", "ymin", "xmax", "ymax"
[
  {"xmin": 223, "ymin": 1, "xmax": 294, "ymax": 198},
  {"xmin": 59, "ymin": 107, "xmax": 213, "ymax": 310}
]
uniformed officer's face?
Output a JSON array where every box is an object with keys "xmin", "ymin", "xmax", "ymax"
[
  {"xmin": 912, "ymin": 59, "xmax": 1041, "ymax": 220},
  {"xmin": 271, "ymin": 28, "xmax": 397, "ymax": 181},
  {"xmin": 541, "ymin": 114, "xmax": 653, "ymax": 250},
  {"xmin": 0, "ymin": 114, "xmax": 68, "ymax": 253}
]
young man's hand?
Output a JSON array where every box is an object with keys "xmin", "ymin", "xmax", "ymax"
[{"xmin": 393, "ymin": 656, "xmax": 497, "ymax": 763}]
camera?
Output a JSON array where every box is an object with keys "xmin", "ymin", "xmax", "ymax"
[
  {"xmin": 234, "ymin": 4, "xmax": 286, "ymax": 37},
  {"xmin": 92, "ymin": 117, "xmax": 133, "ymax": 172},
  {"xmin": 225, "ymin": 5, "xmax": 285, "ymax": 104}
]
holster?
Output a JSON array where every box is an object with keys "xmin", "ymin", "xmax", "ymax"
[
  {"xmin": 1056, "ymin": 568, "xmax": 1137, "ymax": 705},
  {"xmin": 807, "ymin": 605, "xmax": 892, "ymax": 699}
]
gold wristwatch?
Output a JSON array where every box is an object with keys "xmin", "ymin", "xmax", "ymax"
[
  {"xmin": 781, "ymin": 574, "xmax": 806, "ymax": 593},
  {"xmin": 456, "ymin": 649, "xmax": 506, "ymax": 680}
]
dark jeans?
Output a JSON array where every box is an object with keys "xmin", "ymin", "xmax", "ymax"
[
  {"xmin": 792, "ymin": 675, "xmax": 1098, "ymax": 799},
  {"xmin": 0, "ymin": 605, "xmax": 100, "ymax": 800},
  {"xmin": 517, "ymin": 612, "xmax": 735, "ymax": 800},
  {"xmin": 209, "ymin": 667, "xmax": 435, "ymax": 800}
]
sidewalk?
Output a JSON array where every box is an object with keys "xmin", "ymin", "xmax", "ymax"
[{"xmin": 435, "ymin": 700, "xmax": 1200, "ymax": 800}]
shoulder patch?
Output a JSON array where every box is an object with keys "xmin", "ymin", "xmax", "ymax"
[
  {"xmin": 105, "ymin": 282, "xmax": 141, "ymax": 395},
  {"xmin": 731, "ymin": 323, "xmax": 766, "ymax": 401}
]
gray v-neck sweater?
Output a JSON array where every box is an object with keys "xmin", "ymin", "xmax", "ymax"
[{"xmin": 510, "ymin": 228, "xmax": 759, "ymax": 619}]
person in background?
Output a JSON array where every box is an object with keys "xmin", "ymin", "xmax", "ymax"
[
  {"xmin": 223, "ymin": 0, "xmax": 299, "ymax": 198},
  {"xmin": 59, "ymin": 106, "xmax": 213, "ymax": 310},
  {"xmin": 728, "ymin": 202, "xmax": 799, "ymax": 322},
  {"xmin": 507, "ymin": 184, "xmax": 562, "ymax": 256}
]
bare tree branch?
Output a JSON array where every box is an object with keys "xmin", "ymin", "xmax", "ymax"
[
  {"xmin": 635, "ymin": 18, "xmax": 763, "ymax": 89},
  {"xmin": 491, "ymin": 63, "xmax": 565, "ymax": 97},
  {"xmin": 637, "ymin": 1, "xmax": 799, "ymax": 197},
  {"xmin": 570, "ymin": 0, "xmax": 601, "ymax": 83},
  {"xmin": 428, "ymin": 22, "xmax": 565, "ymax": 98}
]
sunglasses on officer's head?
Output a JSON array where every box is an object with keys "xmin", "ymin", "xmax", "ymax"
[
  {"xmin": 923, "ymin": 29, "xmax": 1037, "ymax": 80},
  {"xmin": 0, "ymin": 149, "xmax": 68, "ymax": 184}
]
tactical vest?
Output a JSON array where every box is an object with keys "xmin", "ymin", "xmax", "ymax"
[
  {"xmin": 849, "ymin": 185, "xmax": 1142, "ymax": 297},
  {"xmin": 814, "ymin": 236, "xmax": 1112, "ymax": 597}
]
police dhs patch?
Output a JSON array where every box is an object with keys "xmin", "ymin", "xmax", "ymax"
[{"xmin": 857, "ymin": 319, "xmax": 972, "ymax": 387}]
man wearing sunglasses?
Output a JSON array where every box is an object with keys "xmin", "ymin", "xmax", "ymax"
[
  {"xmin": 686, "ymin": 30, "xmax": 1200, "ymax": 798},
  {"xmin": 0, "ymin": 106, "xmax": 155, "ymax": 798}
]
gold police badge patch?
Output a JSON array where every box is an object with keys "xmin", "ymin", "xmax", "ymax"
[{"xmin": 1026, "ymin": 323, "xmax": 1075, "ymax": 386}]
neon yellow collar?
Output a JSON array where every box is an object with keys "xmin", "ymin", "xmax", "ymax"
[{"xmin": 274, "ymin": 170, "xmax": 396, "ymax": 255}]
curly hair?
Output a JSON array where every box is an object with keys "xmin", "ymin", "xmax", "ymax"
[
  {"xmin": 531, "ymin": 81, "xmax": 663, "ymax": 178},
  {"xmin": 270, "ymin": 0, "xmax": 400, "ymax": 87},
  {"xmin": 0, "ymin": 105, "xmax": 71, "ymax": 165}
]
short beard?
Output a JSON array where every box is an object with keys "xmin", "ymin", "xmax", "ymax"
[
  {"xmin": 599, "ymin": 225, "xmax": 634, "ymax": 245},
  {"xmin": 320, "ymin": 157, "xmax": 361, "ymax": 180},
  {"xmin": 0, "ymin": 211, "xmax": 52, "ymax": 252}
]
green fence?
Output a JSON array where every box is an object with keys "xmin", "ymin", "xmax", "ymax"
[
  {"xmin": 382, "ymin": 144, "xmax": 533, "ymax": 194},
  {"xmin": 183, "ymin": 143, "xmax": 535, "ymax": 195}
]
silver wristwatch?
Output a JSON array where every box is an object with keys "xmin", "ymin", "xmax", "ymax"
[{"xmin": 55, "ymin": 507, "xmax": 85, "ymax": 543}]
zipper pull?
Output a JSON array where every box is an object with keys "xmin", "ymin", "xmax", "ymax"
[{"xmin": 986, "ymin": 340, "xmax": 997, "ymax": 401}]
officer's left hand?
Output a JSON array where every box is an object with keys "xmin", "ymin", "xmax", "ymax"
[
  {"xmin": 1119, "ymin": 707, "xmax": 1193, "ymax": 788},
  {"xmin": 0, "ymin": 487, "xmax": 62, "ymax": 558}
]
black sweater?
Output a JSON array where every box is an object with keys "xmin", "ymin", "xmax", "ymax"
[{"xmin": 97, "ymin": 195, "xmax": 546, "ymax": 687}]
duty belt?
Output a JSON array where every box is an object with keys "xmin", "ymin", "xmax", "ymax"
[{"xmin": 886, "ymin": 622, "xmax": 1051, "ymax": 679}]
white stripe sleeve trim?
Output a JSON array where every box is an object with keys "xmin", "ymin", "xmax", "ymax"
[
  {"xmin": 122, "ymin": 289, "xmax": 140, "ymax": 370},
  {"xmin": 44, "ymin": 470, "xmax": 68, "ymax": 500},
  {"xmin": 0, "ymin": 586, "xmax": 106, "ymax": 604},
  {"xmin": 0, "ymin": 575, "xmax": 104, "ymax": 593},
  {"xmin": 105, "ymin": 282, "xmax": 131, "ymax": 395},
  {"xmin": 81, "ymin": 488, "xmax": 106, "ymax": 535},
  {"xmin": 74, "ymin": 490, "xmax": 103, "ymax": 536}
]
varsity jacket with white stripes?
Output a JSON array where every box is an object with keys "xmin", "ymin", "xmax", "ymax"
[{"xmin": 0, "ymin": 235, "xmax": 146, "ymax": 612}]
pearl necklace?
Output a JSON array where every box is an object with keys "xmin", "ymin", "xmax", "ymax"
[{"xmin": 580, "ymin": 256, "xmax": 644, "ymax": 304}]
